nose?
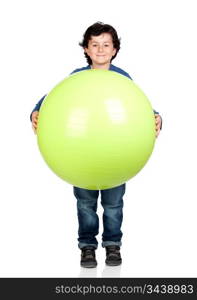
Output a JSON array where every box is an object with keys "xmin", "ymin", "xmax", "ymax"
[{"xmin": 98, "ymin": 46, "xmax": 103, "ymax": 52}]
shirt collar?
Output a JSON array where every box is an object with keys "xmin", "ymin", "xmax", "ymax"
[{"xmin": 88, "ymin": 64, "xmax": 113, "ymax": 70}]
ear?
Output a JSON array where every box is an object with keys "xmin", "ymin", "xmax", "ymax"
[
  {"xmin": 84, "ymin": 47, "xmax": 89, "ymax": 56},
  {"xmin": 112, "ymin": 48, "xmax": 117, "ymax": 56}
]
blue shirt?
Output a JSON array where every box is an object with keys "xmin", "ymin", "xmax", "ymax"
[
  {"xmin": 30, "ymin": 64, "xmax": 159, "ymax": 120},
  {"xmin": 70, "ymin": 64, "xmax": 132, "ymax": 79}
]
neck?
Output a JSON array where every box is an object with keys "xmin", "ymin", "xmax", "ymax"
[{"xmin": 91, "ymin": 62, "xmax": 110, "ymax": 70}]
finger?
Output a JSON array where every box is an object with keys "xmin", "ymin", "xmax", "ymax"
[
  {"xmin": 155, "ymin": 120, "xmax": 159, "ymax": 126},
  {"xmin": 156, "ymin": 119, "xmax": 161, "ymax": 127},
  {"xmin": 32, "ymin": 122, "xmax": 37, "ymax": 128},
  {"xmin": 33, "ymin": 113, "xmax": 39, "ymax": 119},
  {"xmin": 156, "ymin": 128, "xmax": 160, "ymax": 138},
  {"xmin": 32, "ymin": 125, "xmax": 37, "ymax": 134},
  {"xmin": 155, "ymin": 115, "xmax": 160, "ymax": 122}
]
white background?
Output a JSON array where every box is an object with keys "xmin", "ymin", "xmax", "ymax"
[{"xmin": 0, "ymin": 0, "xmax": 197, "ymax": 277}]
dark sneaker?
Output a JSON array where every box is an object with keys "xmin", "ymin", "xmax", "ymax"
[
  {"xmin": 80, "ymin": 246, "xmax": 97, "ymax": 268},
  {"xmin": 105, "ymin": 245, "xmax": 122, "ymax": 266}
]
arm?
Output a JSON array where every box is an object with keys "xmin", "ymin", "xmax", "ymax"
[{"xmin": 30, "ymin": 94, "xmax": 47, "ymax": 133}]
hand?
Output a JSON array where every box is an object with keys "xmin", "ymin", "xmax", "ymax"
[
  {"xmin": 155, "ymin": 114, "xmax": 162, "ymax": 138},
  {"xmin": 31, "ymin": 111, "xmax": 39, "ymax": 134}
]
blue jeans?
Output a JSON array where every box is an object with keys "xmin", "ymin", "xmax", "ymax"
[{"xmin": 73, "ymin": 183, "xmax": 125, "ymax": 249}]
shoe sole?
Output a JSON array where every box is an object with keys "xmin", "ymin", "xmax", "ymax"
[
  {"xmin": 105, "ymin": 260, "xmax": 122, "ymax": 266},
  {"xmin": 81, "ymin": 262, "xmax": 97, "ymax": 268}
]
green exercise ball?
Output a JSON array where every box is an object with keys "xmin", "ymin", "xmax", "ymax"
[{"xmin": 37, "ymin": 69, "xmax": 155, "ymax": 190}]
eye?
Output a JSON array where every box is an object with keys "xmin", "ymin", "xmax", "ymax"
[{"xmin": 104, "ymin": 44, "xmax": 109, "ymax": 47}]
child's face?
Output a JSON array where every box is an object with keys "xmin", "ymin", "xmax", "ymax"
[{"xmin": 84, "ymin": 33, "xmax": 117, "ymax": 67}]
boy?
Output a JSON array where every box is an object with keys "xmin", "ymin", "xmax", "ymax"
[{"xmin": 31, "ymin": 22, "xmax": 162, "ymax": 268}]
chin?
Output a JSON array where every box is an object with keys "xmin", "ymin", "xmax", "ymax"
[{"xmin": 96, "ymin": 59, "xmax": 109, "ymax": 64}]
